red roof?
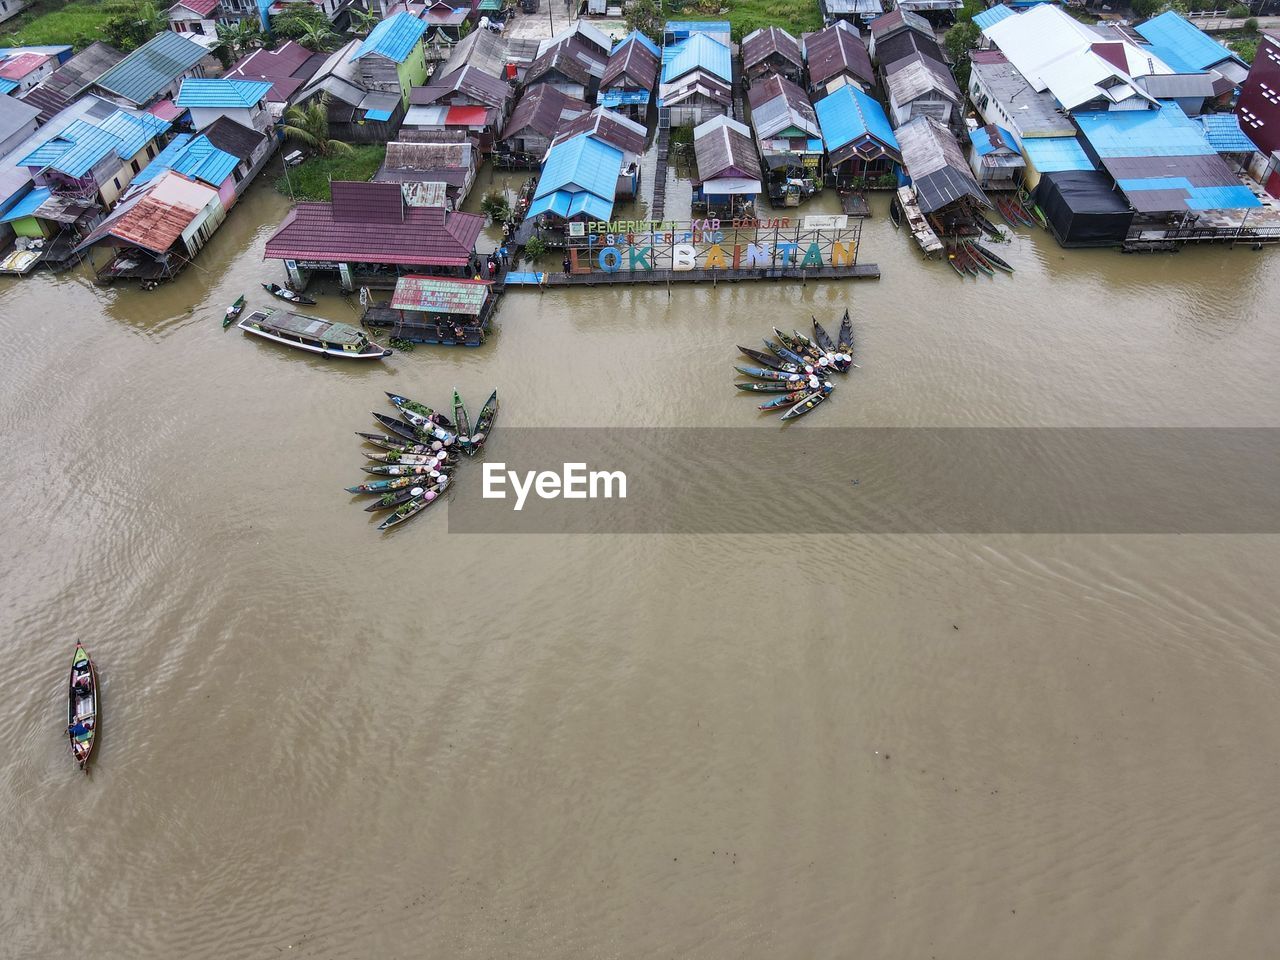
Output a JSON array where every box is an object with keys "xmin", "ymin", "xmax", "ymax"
[
  {"xmin": 148, "ymin": 99, "xmax": 185, "ymax": 121},
  {"xmin": 265, "ymin": 181, "xmax": 484, "ymax": 267},
  {"xmin": 172, "ymin": 0, "xmax": 220, "ymax": 15},
  {"xmin": 226, "ymin": 41, "xmax": 321, "ymax": 103},
  {"xmin": 0, "ymin": 53, "xmax": 50, "ymax": 81},
  {"xmin": 445, "ymin": 105, "xmax": 488, "ymax": 125},
  {"xmin": 1090, "ymin": 42, "xmax": 1128, "ymax": 73}
]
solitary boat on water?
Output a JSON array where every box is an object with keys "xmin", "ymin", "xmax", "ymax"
[
  {"xmin": 67, "ymin": 643, "xmax": 98, "ymax": 772},
  {"xmin": 238, "ymin": 309, "xmax": 391, "ymax": 359}
]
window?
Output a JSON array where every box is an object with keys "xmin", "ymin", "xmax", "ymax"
[
  {"xmin": 131, "ymin": 159, "xmax": 140, "ymax": 174},
  {"xmin": 146, "ymin": 145, "xmax": 155, "ymax": 159},
  {"xmin": 113, "ymin": 177, "xmax": 121, "ymax": 190}
]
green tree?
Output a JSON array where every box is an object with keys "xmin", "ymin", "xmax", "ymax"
[
  {"xmin": 348, "ymin": 7, "xmax": 380, "ymax": 34},
  {"xmin": 272, "ymin": 4, "xmax": 334, "ymax": 46},
  {"xmin": 1226, "ymin": 3, "xmax": 1250, "ymax": 16},
  {"xmin": 1243, "ymin": 16, "xmax": 1259, "ymax": 33},
  {"xmin": 282, "ymin": 97, "xmax": 353, "ymax": 158},
  {"xmin": 1131, "ymin": 0, "xmax": 1162, "ymax": 17},
  {"xmin": 624, "ymin": 0, "xmax": 661, "ymax": 44},
  {"xmin": 216, "ymin": 19, "xmax": 265, "ymax": 61},
  {"xmin": 102, "ymin": 0, "xmax": 167, "ymax": 51},
  {"xmin": 945, "ymin": 22, "xmax": 980, "ymax": 63}
]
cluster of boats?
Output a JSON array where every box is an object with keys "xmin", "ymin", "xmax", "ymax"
[
  {"xmin": 734, "ymin": 311, "xmax": 857, "ymax": 421},
  {"xmin": 349, "ymin": 389, "xmax": 499, "ymax": 530},
  {"xmin": 946, "ymin": 239, "xmax": 1014, "ymax": 278}
]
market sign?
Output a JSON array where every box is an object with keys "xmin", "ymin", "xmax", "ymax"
[{"xmin": 564, "ymin": 217, "xmax": 863, "ymax": 274}]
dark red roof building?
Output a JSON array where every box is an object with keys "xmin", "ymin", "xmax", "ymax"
[
  {"xmin": 265, "ymin": 181, "xmax": 485, "ymax": 289},
  {"xmin": 1237, "ymin": 30, "xmax": 1280, "ymax": 196},
  {"xmin": 225, "ymin": 42, "xmax": 324, "ymax": 108}
]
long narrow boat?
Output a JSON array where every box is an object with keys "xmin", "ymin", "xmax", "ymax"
[
  {"xmin": 364, "ymin": 451, "xmax": 448, "ymax": 465},
  {"xmin": 758, "ymin": 382, "xmax": 834, "ymax": 409},
  {"xmin": 946, "ymin": 249, "xmax": 966, "ymax": 277},
  {"xmin": 780, "ymin": 391, "xmax": 828, "ymax": 421},
  {"xmin": 223, "ymin": 294, "xmax": 245, "ymax": 328},
  {"xmin": 951, "ymin": 243, "xmax": 977, "ymax": 276},
  {"xmin": 995, "ymin": 197, "xmax": 1022, "ymax": 228},
  {"xmin": 889, "ymin": 195, "xmax": 902, "ymax": 228},
  {"xmin": 378, "ymin": 477, "xmax": 450, "ymax": 530},
  {"xmin": 362, "ymin": 462, "xmax": 451, "ymax": 477},
  {"xmin": 773, "ymin": 328, "xmax": 822, "ymax": 363},
  {"xmin": 346, "ymin": 474, "xmax": 429, "ymax": 494},
  {"xmin": 371, "ymin": 413, "xmax": 419, "ymax": 443},
  {"xmin": 239, "ymin": 309, "xmax": 390, "ymax": 359},
  {"xmin": 973, "ymin": 210, "xmax": 1003, "ymax": 238},
  {"xmin": 262, "ymin": 281, "xmax": 316, "ymax": 306},
  {"xmin": 811, "ymin": 318, "xmax": 836, "ymax": 353},
  {"xmin": 365, "ymin": 484, "xmax": 429, "ymax": 512},
  {"xmin": 836, "ymin": 310, "xmax": 853, "ymax": 357},
  {"xmin": 764, "ymin": 340, "xmax": 811, "ymax": 368},
  {"xmin": 452, "ymin": 390, "xmax": 472, "ymax": 447},
  {"xmin": 467, "ymin": 390, "xmax": 498, "ymax": 454},
  {"xmin": 392, "ymin": 403, "xmax": 458, "ymax": 444},
  {"xmin": 964, "ymin": 242, "xmax": 998, "ymax": 275},
  {"xmin": 737, "ymin": 377, "xmax": 825, "ymax": 393},
  {"xmin": 385, "ymin": 393, "xmax": 454, "ymax": 429},
  {"xmin": 972, "ymin": 242, "xmax": 1014, "ymax": 273},
  {"xmin": 735, "ymin": 366, "xmax": 807, "ymax": 383},
  {"xmin": 67, "ymin": 643, "xmax": 98, "ymax": 772},
  {"xmin": 738, "ymin": 346, "xmax": 799, "ymax": 373},
  {"xmin": 356, "ymin": 433, "xmax": 441, "ymax": 455}
]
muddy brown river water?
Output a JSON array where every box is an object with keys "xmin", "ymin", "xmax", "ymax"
[{"xmin": 1, "ymin": 178, "xmax": 1279, "ymax": 958}]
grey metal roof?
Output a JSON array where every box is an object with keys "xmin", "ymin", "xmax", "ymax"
[
  {"xmin": 969, "ymin": 59, "xmax": 1076, "ymax": 138},
  {"xmin": 693, "ymin": 116, "xmax": 761, "ymax": 183},
  {"xmin": 747, "ymin": 75, "xmax": 820, "ymax": 140},
  {"xmin": 823, "ymin": 0, "xmax": 884, "ymax": 14},
  {"xmin": 1135, "ymin": 73, "xmax": 1216, "ymax": 100},
  {"xmin": 885, "ymin": 55, "xmax": 960, "ymax": 107},
  {"xmin": 92, "ymin": 32, "xmax": 206, "ymax": 106},
  {"xmin": 869, "ymin": 8, "xmax": 934, "ymax": 41},
  {"xmin": 440, "ymin": 29, "xmax": 509, "ymax": 79},
  {"xmin": 741, "ymin": 26, "xmax": 804, "ymax": 70},
  {"xmin": 896, "ymin": 115, "xmax": 988, "ymax": 213},
  {"xmin": 805, "ymin": 21, "xmax": 874, "ymax": 89},
  {"xmin": 0, "ymin": 94, "xmax": 40, "ymax": 143}
]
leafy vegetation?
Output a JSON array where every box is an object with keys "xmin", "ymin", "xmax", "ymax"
[
  {"xmin": 101, "ymin": 0, "xmax": 167, "ymax": 51},
  {"xmin": 272, "ymin": 4, "xmax": 336, "ymax": 49},
  {"xmin": 523, "ymin": 235, "xmax": 547, "ymax": 261},
  {"xmin": 480, "ymin": 191, "xmax": 513, "ymax": 224},
  {"xmin": 1227, "ymin": 3, "xmax": 1250, "ymax": 16},
  {"xmin": 665, "ymin": 0, "xmax": 821, "ymax": 42},
  {"xmin": 1229, "ymin": 37, "xmax": 1258, "ymax": 62},
  {"xmin": 946, "ymin": 21, "xmax": 981, "ymax": 90},
  {"xmin": 275, "ymin": 145, "xmax": 386, "ymax": 201},
  {"xmin": 0, "ymin": 0, "xmax": 115, "ymax": 47},
  {"xmin": 215, "ymin": 19, "xmax": 266, "ymax": 62},
  {"xmin": 282, "ymin": 98, "xmax": 354, "ymax": 158},
  {"xmin": 624, "ymin": 0, "xmax": 662, "ymax": 43}
]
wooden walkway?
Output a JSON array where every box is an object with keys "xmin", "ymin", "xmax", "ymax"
[
  {"xmin": 651, "ymin": 109, "xmax": 670, "ymax": 220},
  {"xmin": 528, "ymin": 263, "xmax": 880, "ymax": 287}
]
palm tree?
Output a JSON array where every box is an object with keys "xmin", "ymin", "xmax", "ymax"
[
  {"xmin": 281, "ymin": 98, "xmax": 353, "ymax": 158},
  {"xmin": 295, "ymin": 20, "xmax": 336, "ymax": 51},
  {"xmin": 216, "ymin": 19, "xmax": 265, "ymax": 60}
]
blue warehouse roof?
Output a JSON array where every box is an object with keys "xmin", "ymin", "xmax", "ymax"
[
  {"xmin": 133, "ymin": 132, "xmax": 239, "ymax": 188},
  {"xmin": 528, "ymin": 132, "xmax": 621, "ymax": 221},
  {"xmin": 972, "ymin": 4, "xmax": 1014, "ymax": 29},
  {"xmin": 19, "ymin": 109, "xmax": 170, "ymax": 178},
  {"xmin": 176, "ymin": 77, "xmax": 273, "ymax": 108},
  {"xmin": 612, "ymin": 30, "xmax": 660, "ymax": 57},
  {"xmin": 0, "ymin": 78, "xmax": 17, "ymax": 95},
  {"xmin": 1134, "ymin": 12, "xmax": 1240, "ymax": 73},
  {"xmin": 665, "ymin": 20, "xmax": 731, "ymax": 39},
  {"xmin": 1021, "ymin": 136, "xmax": 1094, "ymax": 172},
  {"xmin": 662, "ymin": 33, "xmax": 732, "ymax": 84},
  {"xmin": 1074, "ymin": 103, "xmax": 1215, "ymax": 158},
  {"xmin": 93, "ymin": 32, "xmax": 207, "ymax": 106},
  {"xmin": 350, "ymin": 12, "xmax": 428, "ymax": 64},
  {"xmin": 815, "ymin": 84, "xmax": 898, "ymax": 155}
]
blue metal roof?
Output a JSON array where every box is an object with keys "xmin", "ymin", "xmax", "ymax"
[
  {"xmin": 665, "ymin": 21, "xmax": 730, "ymax": 38},
  {"xmin": 972, "ymin": 4, "xmax": 1014, "ymax": 29},
  {"xmin": 1075, "ymin": 103, "xmax": 1215, "ymax": 158},
  {"xmin": 350, "ymin": 12, "xmax": 428, "ymax": 64},
  {"xmin": 1134, "ymin": 12, "xmax": 1238, "ymax": 73},
  {"xmin": 600, "ymin": 90, "xmax": 651, "ymax": 106},
  {"xmin": 0, "ymin": 186, "xmax": 51, "ymax": 223},
  {"xmin": 364, "ymin": 106, "xmax": 394, "ymax": 121},
  {"xmin": 534, "ymin": 133, "xmax": 623, "ymax": 201},
  {"xmin": 93, "ymin": 32, "xmax": 207, "ymax": 105},
  {"xmin": 611, "ymin": 30, "xmax": 660, "ymax": 57},
  {"xmin": 17, "ymin": 110, "xmax": 169, "ymax": 178},
  {"xmin": 1197, "ymin": 113, "xmax": 1258, "ymax": 153},
  {"xmin": 527, "ymin": 191, "xmax": 570, "ymax": 218},
  {"xmin": 1115, "ymin": 177, "xmax": 1260, "ymax": 210},
  {"xmin": 661, "ymin": 33, "xmax": 732, "ymax": 84},
  {"xmin": 0, "ymin": 78, "xmax": 17, "ymax": 95},
  {"xmin": 815, "ymin": 84, "xmax": 897, "ymax": 153},
  {"xmin": 133, "ymin": 132, "xmax": 238, "ymax": 188},
  {"xmin": 1022, "ymin": 136, "xmax": 1094, "ymax": 172},
  {"xmin": 175, "ymin": 77, "xmax": 273, "ymax": 108},
  {"xmin": 971, "ymin": 124, "xmax": 1020, "ymax": 156}
]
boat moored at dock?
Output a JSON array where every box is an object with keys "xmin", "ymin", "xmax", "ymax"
[{"xmin": 238, "ymin": 309, "xmax": 391, "ymax": 360}]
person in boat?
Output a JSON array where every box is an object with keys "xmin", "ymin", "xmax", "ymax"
[
  {"xmin": 73, "ymin": 672, "xmax": 92, "ymax": 694},
  {"xmin": 69, "ymin": 718, "xmax": 93, "ymax": 737}
]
